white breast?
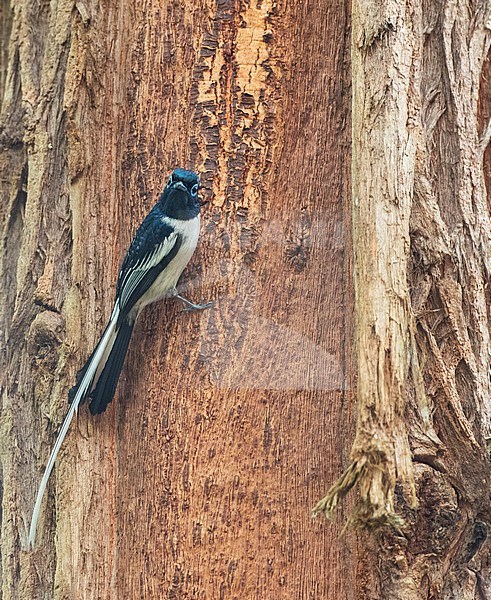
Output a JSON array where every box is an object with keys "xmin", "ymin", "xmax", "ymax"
[{"xmin": 136, "ymin": 215, "xmax": 200, "ymax": 311}]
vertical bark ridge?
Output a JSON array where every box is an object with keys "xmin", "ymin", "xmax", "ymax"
[
  {"xmin": 315, "ymin": 1, "xmax": 491, "ymax": 597},
  {"xmin": 314, "ymin": 0, "xmax": 417, "ymax": 527}
]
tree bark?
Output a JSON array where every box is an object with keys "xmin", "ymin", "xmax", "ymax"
[
  {"xmin": 314, "ymin": 1, "xmax": 491, "ymax": 598},
  {"xmin": 2, "ymin": 1, "xmax": 491, "ymax": 599},
  {"xmin": 1, "ymin": 1, "xmax": 358, "ymax": 599}
]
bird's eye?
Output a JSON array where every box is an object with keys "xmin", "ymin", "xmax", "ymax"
[{"xmin": 191, "ymin": 183, "xmax": 199, "ymax": 196}]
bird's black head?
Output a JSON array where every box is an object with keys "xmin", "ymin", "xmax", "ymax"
[{"xmin": 159, "ymin": 169, "xmax": 200, "ymax": 220}]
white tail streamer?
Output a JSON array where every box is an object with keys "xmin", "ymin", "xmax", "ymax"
[{"xmin": 28, "ymin": 305, "xmax": 120, "ymax": 548}]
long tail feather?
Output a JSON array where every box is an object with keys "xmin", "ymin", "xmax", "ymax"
[
  {"xmin": 89, "ymin": 318, "xmax": 135, "ymax": 415},
  {"xmin": 28, "ymin": 304, "xmax": 120, "ymax": 549}
]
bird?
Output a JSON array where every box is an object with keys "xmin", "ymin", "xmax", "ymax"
[{"xmin": 28, "ymin": 168, "xmax": 211, "ymax": 548}]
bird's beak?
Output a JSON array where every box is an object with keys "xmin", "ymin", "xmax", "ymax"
[{"xmin": 172, "ymin": 181, "xmax": 187, "ymax": 192}]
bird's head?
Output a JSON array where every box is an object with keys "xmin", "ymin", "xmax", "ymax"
[{"xmin": 160, "ymin": 169, "xmax": 200, "ymax": 220}]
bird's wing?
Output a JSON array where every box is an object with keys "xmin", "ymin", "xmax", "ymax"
[{"xmin": 116, "ymin": 212, "xmax": 181, "ymax": 318}]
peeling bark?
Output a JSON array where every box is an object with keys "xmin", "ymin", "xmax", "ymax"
[
  {"xmin": 2, "ymin": 0, "xmax": 490, "ymax": 598},
  {"xmin": 314, "ymin": 0, "xmax": 418, "ymax": 529},
  {"xmin": 315, "ymin": 0, "xmax": 491, "ymax": 598}
]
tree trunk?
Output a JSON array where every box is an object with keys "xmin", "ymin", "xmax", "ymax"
[
  {"xmin": 1, "ymin": 1, "xmax": 359, "ymax": 598},
  {"xmin": 314, "ymin": 1, "xmax": 491, "ymax": 598},
  {"xmin": 2, "ymin": 1, "xmax": 491, "ymax": 599}
]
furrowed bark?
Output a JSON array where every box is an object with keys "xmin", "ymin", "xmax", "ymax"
[
  {"xmin": 315, "ymin": 0, "xmax": 491, "ymax": 598},
  {"xmin": 3, "ymin": 0, "xmax": 491, "ymax": 598},
  {"xmin": 314, "ymin": 0, "xmax": 417, "ymax": 527}
]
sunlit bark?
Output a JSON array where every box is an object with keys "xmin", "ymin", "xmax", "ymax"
[{"xmin": 0, "ymin": 1, "xmax": 357, "ymax": 598}]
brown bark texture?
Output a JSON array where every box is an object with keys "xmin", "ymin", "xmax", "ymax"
[
  {"xmin": 314, "ymin": 0, "xmax": 491, "ymax": 599},
  {"xmin": 0, "ymin": 1, "xmax": 357, "ymax": 599},
  {"xmin": 2, "ymin": 0, "xmax": 491, "ymax": 598}
]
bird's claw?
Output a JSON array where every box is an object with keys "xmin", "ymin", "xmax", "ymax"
[{"xmin": 181, "ymin": 301, "xmax": 214, "ymax": 313}]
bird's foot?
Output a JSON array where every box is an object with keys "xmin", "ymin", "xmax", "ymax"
[{"xmin": 175, "ymin": 293, "xmax": 214, "ymax": 312}]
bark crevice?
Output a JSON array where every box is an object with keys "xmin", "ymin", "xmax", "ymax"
[{"xmin": 315, "ymin": 0, "xmax": 491, "ymax": 597}]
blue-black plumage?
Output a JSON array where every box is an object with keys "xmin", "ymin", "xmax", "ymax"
[{"xmin": 28, "ymin": 168, "xmax": 211, "ymax": 548}]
